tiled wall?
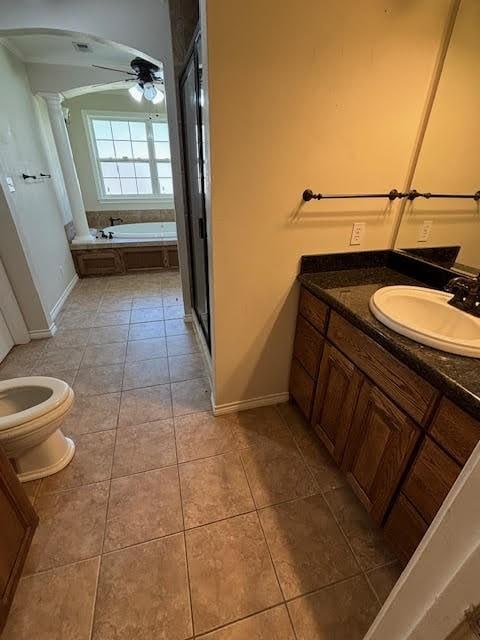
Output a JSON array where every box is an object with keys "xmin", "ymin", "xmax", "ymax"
[{"xmin": 87, "ymin": 209, "xmax": 176, "ymax": 229}]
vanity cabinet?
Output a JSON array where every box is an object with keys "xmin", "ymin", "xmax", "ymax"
[{"xmin": 290, "ymin": 285, "xmax": 480, "ymax": 566}]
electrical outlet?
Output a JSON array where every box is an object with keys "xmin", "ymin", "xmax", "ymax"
[
  {"xmin": 418, "ymin": 220, "xmax": 433, "ymax": 242},
  {"xmin": 350, "ymin": 222, "xmax": 365, "ymax": 246}
]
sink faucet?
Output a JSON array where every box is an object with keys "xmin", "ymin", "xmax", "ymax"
[
  {"xmin": 109, "ymin": 216, "xmax": 123, "ymax": 226},
  {"xmin": 445, "ymin": 273, "xmax": 480, "ymax": 316}
]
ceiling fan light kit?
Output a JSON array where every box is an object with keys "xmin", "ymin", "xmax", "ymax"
[{"xmin": 93, "ymin": 56, "xmax": 165, "ymax": 104}]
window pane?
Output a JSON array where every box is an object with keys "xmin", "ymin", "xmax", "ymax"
[
  {"xmin": 129, "ymin": 122, "xmax": 147, "ymax": 141},
  {"xmin": 135, "ymin": 162, "xmax": 151, "ymax": 177},
  {"xmin": 111, "ymin": 121, "xmax": 131, "ymax": 140},
  {"xmin": 114, "ymin": 140, "xmax": 133, "ymax": 159},
  {"xmin": 120, "ymin": 178, "xmax": 137, "ymax": 194},
  {"xmin": 100, "ymin": 162, "xmax": 118, "ymax": 178},
  {"xmin": 152, "ymin": 122, "xmax": 169, "ymax": 141},
  {"xmin": 132, "ymin": 141, "xmax": 149, "ymax": 159},
  {"xmin": 156, "ymin": 162, "xmax": 172, "ymax": 178},
  {"xmin": 158, "ymin": 177, "xmax": 173, "ymax": 194},
  {"xmin": 97, "ymin": 140, "xmax": 115, "ymax": 159},
  {"xmin": 93, "ymin": 120, "xmax": 112, "ymax": 139},
  {"xmin": 154, "ymin": 141, "xmax": 171, "ymax": 160},
  {"xmin": 117, "ymin": 162, "xmax": 135, "ymax": 178},
  {"xmin": 104, "ymin": 178, "xmax": 121, "ymax": 195},
  {"xmin": 137, "ymin": 178, "xmax": 153, "ymax": 194}
]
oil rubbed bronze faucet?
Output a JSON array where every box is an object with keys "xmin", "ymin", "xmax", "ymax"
[
  {"xmin": 445, "ymin": 273, "xmax": 480, "ymax": 316},
  {"xmin": 109, "ymin": 216, "xmax": 123, "ymax": 226}
]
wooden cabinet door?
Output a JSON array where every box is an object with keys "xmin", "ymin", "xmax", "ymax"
[
  {"xmin": 312, "ymin": 343, "xmax": 362, "ymax": 464},
  {"xmin": 343, "ymin": 379, "xmax": 420, "ymax": 524},
  {"xmin": 0, "ymin": 446, "xmax": 38, "ymax": 633}
]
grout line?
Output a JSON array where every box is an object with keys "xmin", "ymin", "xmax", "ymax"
[{"xmin": 87, "ymin": 555, "xmax": 102, "ymax": 640}]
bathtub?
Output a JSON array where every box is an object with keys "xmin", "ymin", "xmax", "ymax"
[{"xmin": 102, "ymin": 221, "xmax": 177, "ymax": 240}]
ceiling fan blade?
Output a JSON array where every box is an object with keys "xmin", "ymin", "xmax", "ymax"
[{"xmin": 91, "ymin": 64, "xmax": 136, "ymax": 75}]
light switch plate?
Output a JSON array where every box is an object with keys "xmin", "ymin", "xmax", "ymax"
[
  {"xmin": 418, "ymin": 220, "xmax": 433, "ymax": 242},
  {"xmin": 350, "ymin": 222, "xmax": 365, "ymax": 246},
  {"xmin": 5, "ymin": 176, "xmax": 15, "ymax": 193}
]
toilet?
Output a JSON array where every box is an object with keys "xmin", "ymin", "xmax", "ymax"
[{"xmin": 0, "ymin": 377, "xmax": 75, "ymax": 482}]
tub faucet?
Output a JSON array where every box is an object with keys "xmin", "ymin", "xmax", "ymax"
[
  {"xmin": 109, "ymin": 217, "xmax": 123, "ymax": 226},
  {"xmin": 445, "ymin": 273, "xmax": 480, "ymax": 316}
]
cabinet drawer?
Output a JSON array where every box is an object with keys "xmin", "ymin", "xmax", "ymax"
[
  {"xmin": 384, "ymin": 494, "xmax": 429, "ymax": 566},
  {"xmin": 293, "ymin": 315, "xmax": 324, "ymax": 378},
  {"xmin": 429, "ymin": 398, "xmax": 480, "ymax": 465},
  {"xmin": 328, "ymin": 312, "xmax": 438, "ymax": 425},
  {"xmin": 289, "ymin": 358, "xmax": 314, "ymax": 419},
  {"xmin": 403, "ymin": 437, "xmax": 461, "ymax": 524},
  {"xmin": 299, "ymin": 287, "xmax": 328, "ymax": 334}
]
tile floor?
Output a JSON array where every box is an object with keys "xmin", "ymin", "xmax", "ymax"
[{"xmin": 1, "ymin": 271, "xmax": 402, "ymax": 640}]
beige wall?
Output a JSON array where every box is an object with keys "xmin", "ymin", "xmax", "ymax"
[
  {"xmin": 0, "ymin": 44, "xmax": 76, "ymax": 332},
  {"xmin": 203, "ymin": 0, "xmax": 452, "ymax": 407},
  {"xmin": 64, "ymin": 90, "xmax": 172, "ymax": 212},
  {"xmin": 395, "ymin": 0, "xmax": 480, "ymax": 270}
]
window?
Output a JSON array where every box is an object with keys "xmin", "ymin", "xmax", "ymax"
[{"xmin": 84, "ymin": 112, "xmax": 173, "ymax": 201}]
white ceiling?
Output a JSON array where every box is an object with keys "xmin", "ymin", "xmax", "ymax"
[{"xmin": 3, "ymin": 32, "xmax": 156, "ymax": 73}]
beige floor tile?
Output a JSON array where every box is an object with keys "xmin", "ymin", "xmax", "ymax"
[
  {"xmin": 324, "ymin": 486, "xmax": 396, "ymax": 571},
  {"xmin": 277, "ymin": 402, "xmax": 345, "ymax": 491},
  {"xmin": 61, "ymin": 392, "xmax": 120, "ymax": 437},
  {"xmin": 88, "ymin": 325, "xmax": 129, "ymax": 344},
  {"xmin": 40, "ymin": 431, "xmax": 115, "ymax": 494},
  {"xmin": 112, "ymin": 419, "xmax": 176, "ymax": 477},
  {"xmin": 174, "ymin": 412, "xmax": 236, "ymax": 463},
  {"xmin": 179, "ymin": 452, "xmax": 254, "ymax": 528},
  {"xmin": 169, "ymin": 353, "xmax": 205, "ymax": 382},
  {"xmin": 58, "ymin": 310, "xmax": 95, "ymax": 330},
  {"xmin": 163, "ymin": 304, "xmax": 185, "ymax": 319},
  {"xmin": 229, "ymin": 406, "xmax": 292, "ymax": 449},
  {"xmin": 163, "ymin": 292, "xmax": 183, "ymax": 307},
  {"xmin": 29, "ymin": 366, "xmax": 78, "ymax": 385},
  {"xmin": 130, "ymin": 307, "xmax": 164, "ymax": 323},
  {"xmin": 164, "ymin": 318, "xmax": 192, "ymax": 336},
  {"xmin": 166, "ymin": 333, "xmax": 199, "ymax": 356},
  {"xmin": 25, "ymin": 482, "xmax": 108, "ymax": 574},
  {"xmin": 81, "ymin": 342, "xmax": 126, "ymax": 368},
  {"xmin": 126, "ymin": 337, "xmax": 167, "ymax": 361},
  {"xmin": 171, "ymin": 377, "xmax": 211, "ymax": 416},
  {"xmin": 186, "ymin": 512, "xmax": 282, "ymax": 634},
  {"xmin": 259, "ymin": 494, "xmax": 359, "ymax": 599},
  {"xmin": 43, "ymin": 328, "xmax": 91, "ymax": 351},
  {"xmin": 73, "ymin": 364, "xmax": 124, "ymax": 396},
  {"xmin": 118, "ymin": 384, "xmax": 172, "ymax": 426},
  {"xmin": 128, "ymin": 320, "xmax": 165, "ymax": 340},
  {"xmin": 23, "ymin": 479, "xmax": 41, "ymax": 504},
  {"xmin": 241, "ymin": 435, "xmax": 318, "ymax": 508},
  {"xmin": 200, "ymin": 606, "xmax": 296, "ymax": 640},
  {"xmin": 104, "ymin": 466, "xmax": 183, "ymax": 551},
  {"xmin": 367, "ymin": 562, "xmax": 402, "ymax": 604},
  {"xmin": 98, "ymin": 298, "xmax": 132, "ymax": 312},
  {"xmin": 131, "ymin": 295, "xmax": 164, "ymax": 308},
  {"xmin": 93, "ymin": 310, "xmax": 131, "ymax": 327},
  {"xmin": 122, "ymin": 357, "xmax": 170, "ymax": 389},
  {"xmin": 2, "ymin": 558, "xmax": 99, "ymax": 640},
  {"xmin": 287, "ymin": 575, "xmax": 379, "ymax": 640},
  {"xmin": 36, "ymin": 347, "xmax": 84, "ymax": 371},
  {"xmin": 92, "ymin": 535, "xmax": 192, "ymax": 640}
]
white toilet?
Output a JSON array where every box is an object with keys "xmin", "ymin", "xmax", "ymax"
[{"xmin": 0, "ymin": 376, "xmax": 75, "ymax": 482}]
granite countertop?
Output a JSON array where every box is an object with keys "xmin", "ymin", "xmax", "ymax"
[{"xmin": 299, "ymin": 266, "xmax": 480, "ymax": 418}]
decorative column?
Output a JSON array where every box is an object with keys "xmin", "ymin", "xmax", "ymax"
[{"xmin": 39, "ymin": 93, "xmax": 93, "ymax": 244}]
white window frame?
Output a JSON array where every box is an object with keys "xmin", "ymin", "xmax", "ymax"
[{"xmin": 82, "ymin": 110, "xmax": 173, "ymax": 206}]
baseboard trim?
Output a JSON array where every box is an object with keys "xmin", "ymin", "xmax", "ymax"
[
  {"xmin": 50, "ymin": 273, "xmax": 78, "ymax": 321},
  {"xmin": 183, "ymin": 313, "xmax": 193, "ymax": 323},
  {"xmin": 213, "ymin": 392, "xmax": 290, "ymax": 416},
  {"xmin": 29, "ymin": 322, "xmax": 57, "ymax": 339}
]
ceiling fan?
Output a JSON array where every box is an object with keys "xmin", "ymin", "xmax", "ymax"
[{"xmin": 92, "ymin": 57, "xmax": 165, "ymax": 104}]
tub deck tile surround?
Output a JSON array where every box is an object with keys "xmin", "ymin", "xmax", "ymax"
[{"xmin": 1, "ymin": 271, "xmax": 400, "ymax": 639}]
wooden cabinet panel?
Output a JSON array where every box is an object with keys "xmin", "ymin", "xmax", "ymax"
[
  {"xmin": 327, "ymin": 312, "xmax": 438, "ymax": 425},
  {"xmin": 293, "ymin": 315, "xmax": 324, "ymax": 379},
  {"xmin": 343, "ymin": 380, "xmax": 420, "ymax": 524},
  {"xmin": 299, "ymin": 287, "xmax": 328, "ymax": 334},
  {"xmin": 312, "ymin": 342, "xmax": 362, "ymax": 463},
  {"xmin": 289, "ymin": 358, "xmax": 314, "ymax": 419},
  {"xmin": 384, "ymin": 493, "xmax": 429, "ymax": 566},
  {"xmin": 0, "ymin": 446, "xmax": 38, "ymax": 632},
  {"xmin": 74, "ymin": 250, "xmax": 124, "ymax": 276},
  {"xmin": 429, "ymin": 398, "xmax": 480, "ymax": 465},
  {"xmin": 403, "ymin": 437, "xmax": 461, "ymax": 524}
]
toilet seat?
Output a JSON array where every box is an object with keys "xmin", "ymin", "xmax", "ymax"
[{"xmin": 0, "ymin": 377, "xmax": 72, "ymax": 431}]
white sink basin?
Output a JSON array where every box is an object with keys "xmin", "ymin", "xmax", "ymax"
[{"xmin": 369, "ymin": 285, "xmax": 480, "ymax": 358}]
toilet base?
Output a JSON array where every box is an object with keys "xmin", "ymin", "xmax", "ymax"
[{"xmin": 16, "ymin": 429, "xmax": 76, "ymax": 483}]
